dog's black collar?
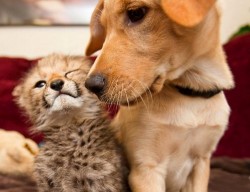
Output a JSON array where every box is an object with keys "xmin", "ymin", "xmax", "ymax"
[{"xmin": 174, "ymin": 85, "xmax": 222, "ymax": 99}]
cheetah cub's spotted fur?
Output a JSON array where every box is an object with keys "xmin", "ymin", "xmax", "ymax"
[{"xmin": 13, "ymin": 54, "xmax": 129, "ymax": 192}]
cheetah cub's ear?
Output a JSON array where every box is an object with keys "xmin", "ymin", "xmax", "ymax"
[{"xmin": 12, "ymin": 84, "xmax": 25, "ymax": 109}]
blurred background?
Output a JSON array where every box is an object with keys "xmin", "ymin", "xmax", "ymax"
[
  {"xmin": 0, "ymin": 1, "xmax": 250, "ymax": 191},
  {"xmin": 0, "ymin": 0, "xmax": 98, "ymax": 58},
  {"xmin": 0, "ymin": 0, "xmax": 249, "ymax": 59},
  {"xmin": 0, "ymin": 0, "xmax": 97, "ymax": 25}
]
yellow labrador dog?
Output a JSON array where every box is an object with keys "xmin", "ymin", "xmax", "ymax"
[{"xmin": 85, "ymin": 0, "xmax": 234, "ymax": 191}]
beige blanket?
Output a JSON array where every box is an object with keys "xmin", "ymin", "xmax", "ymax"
[{"xmin": 1, "ymin": 158, "xmax": 249, "ymax": 192}]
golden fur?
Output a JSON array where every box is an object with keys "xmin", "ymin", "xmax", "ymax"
[{"xmin": 85, "ymin": 0, "xmax": 234, "ymax": 192}]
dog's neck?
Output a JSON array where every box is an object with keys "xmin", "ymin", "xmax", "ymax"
[
  {"xmin": 170, "ymin": 47, "xmax": 234, "ymax": 94},
  {"xmin": 168, "ymin": 6, "xmax": 234, "ymax": 94},
  {"xmin": 173, "ymin": 85, "xmax": 221, "ymax": 99}
]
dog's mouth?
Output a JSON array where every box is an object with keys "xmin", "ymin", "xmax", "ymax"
[
  {"xmin": 122, "ymin": 76, "xmax": 162, "ymax": 106},
  {"xmin": 100, "ymin": 76, "xmax": 163, "ymax": 106},
  {"xmin": 119, "ymin": 87, "xmax": 153, "ymax": 106}
]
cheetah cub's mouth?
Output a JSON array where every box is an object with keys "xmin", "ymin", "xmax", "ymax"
[{"xmin": 40, "ymin": 78, "xmax": 83, "ymax": 113}]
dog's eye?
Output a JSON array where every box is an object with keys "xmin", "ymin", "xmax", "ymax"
[
  {"xmin": 127, "ymin": 7, "xmax": 148, "ymax": 23},
  {"xmin": 34, "ymin": 80, "xmax": 46, "ymax": 88}
]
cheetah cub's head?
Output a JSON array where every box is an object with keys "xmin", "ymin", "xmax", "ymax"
[{"xmin": 13, "ymin": 54, "xmax": 96, "ymax": 127}]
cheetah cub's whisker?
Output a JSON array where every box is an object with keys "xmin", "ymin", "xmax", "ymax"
[{"xmin": 13, "ymin": 54, "xmax": 129, "ymax": 192}]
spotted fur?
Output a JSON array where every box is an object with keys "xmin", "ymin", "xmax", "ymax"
[{"xmin": 13, "ymin": 54, "xmax": 129, "ymax": 192}]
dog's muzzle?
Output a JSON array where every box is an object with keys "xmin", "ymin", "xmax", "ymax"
[{"xmin": 85, "ymin": 74, "xmax": 106, "ymax": 96}]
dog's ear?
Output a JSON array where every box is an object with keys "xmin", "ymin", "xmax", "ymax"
[
  {"xmin": 85, "ymin": 0, "xmax": 106, "ymax": 56},
  {"xmin": 161, "ymin": 0, "xmax": 216, "ymax": 27}
]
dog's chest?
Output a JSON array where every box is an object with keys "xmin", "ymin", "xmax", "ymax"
[
  {"xmin": 119, "ymin": 113, "xmax": 224, "ymax": 191},
  {"xmin": 159, "ymin": 130, "xmax": 204, "ymax": 191},
  {"xmin": 165, "ymin": 157, "xmax": 194, "ymax": 191}
]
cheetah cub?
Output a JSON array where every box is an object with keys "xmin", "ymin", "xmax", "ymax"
[{"xmin": 13, "ymin": 54, "xmax": 129, "ymax": 192}]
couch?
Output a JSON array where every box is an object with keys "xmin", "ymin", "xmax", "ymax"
[{"xmin": 0, "ymin": 34, "xmax": 250, "ymax": 191}]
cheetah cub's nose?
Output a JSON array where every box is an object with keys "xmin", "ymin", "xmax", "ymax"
[{"xmin": 50, "ymin": 79, "xmax": 64, "ymax": 91}]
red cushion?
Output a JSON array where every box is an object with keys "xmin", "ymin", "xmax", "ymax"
[
  {"xmin": 0, "ymin": 58, "xmax": 41, "ymax": 142},
  {"xmin": 214, "ymin": 34, "xmax": 250, "ymax": 158},
  {"xmin": 0, "ymin": 34, "xmax": 250, "ymax": 157}
]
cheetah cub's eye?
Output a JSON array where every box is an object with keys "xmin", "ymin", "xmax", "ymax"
[
  {"xmin": 65, "ymin": 69, "xmax": 80, "ymax": 79},
  {"xmin": 34, "ymin": 80, "xmax": 46, "ymax": 88}
]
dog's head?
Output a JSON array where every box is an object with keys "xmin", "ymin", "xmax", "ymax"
[{"xmin": 85, "ymin": 0, "xmax": 233, "ymax": 105}]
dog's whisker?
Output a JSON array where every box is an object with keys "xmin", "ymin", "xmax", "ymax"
[
  {"xmin": 110, "ymin": 78, "xmax": 119, "ymax": 105},
  {"xmin": 106, "ymin": 78, "xmax": 115, "ymax": 104},
  {"xmin": 116, "ymin": 79, "xmax": 123, "ymax": 106},
  {"xmin": 104, "ymin": 91, "xmax": 112, "ymax": 105},
  {"xmin": 112, "ymin": 78, "xmax": 119, "ymax": 105},
  {"xmin": 118, "ymin": 81, "xmax": 124, "ymax": 106},
  {"xmin": 123, "ymin": 79, "xmax": 149, "ymax": 110},
  {"xmin": 110, "ymin": 77, "xmax": 119, "ymax": 105},
  {"xmin": 123, "ymin": 85, "xmax": 130, "ymax": 110},
  {"xmin": 133, "ymin": 78, "xmax": 153, "ymax": 104},
  {"xmin": 121, "ymin": 82, "xmax": 129, "ymax": 107},
  {"xmin": 103, "ymin": 76, "xmax": 116, "ymax": 105},
  {"xmin": 130, "ymin": 84, "xmax": 149, "ymax": 112}
]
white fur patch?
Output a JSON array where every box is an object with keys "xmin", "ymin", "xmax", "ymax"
[{"xmin": 50, "ymin": 95, "xmax": 83, "ymax": 112}]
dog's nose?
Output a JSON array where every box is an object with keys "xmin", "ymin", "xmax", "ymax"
[
  {"xmin": 85, "ymin": 74, "xmax": 106, "ymax": 96},
  {"xmin": 50, "ymin": 79, "xmax": 64, "ymax": 91}
]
